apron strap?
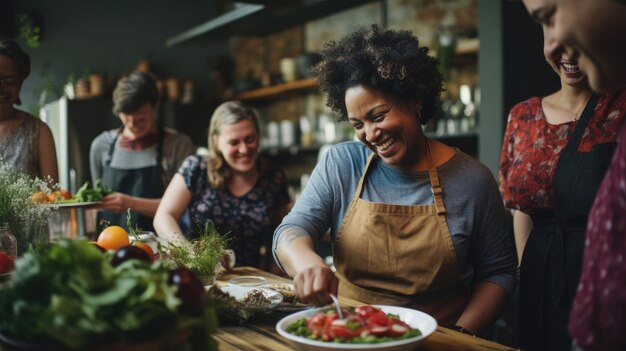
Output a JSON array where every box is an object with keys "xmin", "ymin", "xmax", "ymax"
[
  {"xmin": 357, "ymin": 139, "xmax": 446, "ymax": 215},
  {"xmin": 155, "ymin": 103, "xmax": 165, "ymax": 182},
  {"xmin": 105, "ymin": 127, "xmax": 124, "ymax": 167},
  {"xmin": 353, "ymin": 153, "xmax": 377, "ymax": 199},
  {"xmin": 425, "ymin": 139, "xmax": 446, "ymax": 215}
]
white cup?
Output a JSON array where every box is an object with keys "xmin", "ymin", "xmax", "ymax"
[
  {"xmin": 280, "ymin": 58, "xmax": 297, "ymax": 83},
  {"xmin": 267, "ymin": 122, "xmax": 280, "ymax": 147},
  {"xmin": 280, "ymin": 120, "xmax": 295, "ymax": 147}
]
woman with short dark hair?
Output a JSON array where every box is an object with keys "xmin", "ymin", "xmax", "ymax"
[{"xmin": 90, "ymin": 71, "xmax": 194, "ymax": 231}]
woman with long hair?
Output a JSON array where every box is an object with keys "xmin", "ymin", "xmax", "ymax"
[{"xmin": 154, "ymin": 101, "xmax": 290, "ymax": 268}]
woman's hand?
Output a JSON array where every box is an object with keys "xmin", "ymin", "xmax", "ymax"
[
  {"xmin": 293, "ymin": 264, "xmax": 339, "ymax": 306},
  {"xmin": 100, "ymin": 192, "xmax": 131, "ymax": 214},
  {"xmin": 275, "ymin": 227, "xmax": 338, "ymax": 305}
]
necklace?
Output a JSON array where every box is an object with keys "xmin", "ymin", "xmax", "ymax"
[
  {"xmin": 569, "ymin": 102, "xmax": 585, "ymax": 122},
  {"xmin": 560, "ymin": 93, "xmax": 589, "ymax": 123}
]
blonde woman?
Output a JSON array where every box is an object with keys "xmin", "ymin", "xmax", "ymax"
[{"xmin": 154, "ymin": 101, "xmax": 290, "ymax": 268}]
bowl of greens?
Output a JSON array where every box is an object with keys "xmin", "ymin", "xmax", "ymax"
[{"xmin": 0, "ymin": 240, "xmax": 219, "ymax": 351}]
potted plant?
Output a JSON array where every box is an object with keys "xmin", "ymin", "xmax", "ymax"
[
  {"xmin": 15, "ymin": 12, "xmax": 42, "ymax": 49},
  {"xmin": 0, "ymin": 161, "xmax": 54, "ymax": 255}
]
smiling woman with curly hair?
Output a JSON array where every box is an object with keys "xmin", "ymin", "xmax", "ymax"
[{"xmin": 273, "ymin": 25, "xmax": 517, "ymax": 336}]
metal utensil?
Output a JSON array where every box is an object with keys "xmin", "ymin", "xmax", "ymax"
[{"xmin": 329, "ymin": 293, "xmax": 344, "ymax": 319}]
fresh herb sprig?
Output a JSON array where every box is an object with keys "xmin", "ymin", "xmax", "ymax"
[
  {"xmin": 125, "ymin": 208, "xmax": 142, "ymax": 241},
  {"xmin": 160, "ymin": 219, "xmax": 229, "ymax": 284}
]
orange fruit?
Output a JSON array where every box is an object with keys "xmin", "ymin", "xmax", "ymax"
[
  {"xmin": 133, "ymin": 242, "xmax": 155, "ymax": 261},
  {"xmin": 97, "ymin": 226, "xmax": 130, "ymax": 250}
]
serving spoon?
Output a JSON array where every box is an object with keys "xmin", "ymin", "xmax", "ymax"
[{"xmin": 329, "ymin": 293, "xmax": 344, "ymax": 319}]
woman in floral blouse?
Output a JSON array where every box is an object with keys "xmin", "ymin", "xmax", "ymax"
[
  {"xmin": 499, "ymin": 4, "xmax": 626, "ymax": 350},
  {"xmin": 154, "ymin": 101, "xmax": 290, "ymax": 268}
]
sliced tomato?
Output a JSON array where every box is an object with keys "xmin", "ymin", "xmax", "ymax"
[
  {"xmin": 318, "ymin": 312, "xmax": 337, "ymax": 341},
  {"xmin": 324, "ymin": 311, "xmax": 339, "ymax": 328},
  {"xmin": 329, "ymin": 319, "xmax": 356, "ymax": 339},
  {"xmin": 307, "ymin": 312, "xmax": 327, "ymax": 333},
  {"xmin": 367, "ymin": 325, "xmax": 390, "ymax": 336},
  {"xmin": 355, "ymin": 305, "xmax": 382, "ymax": 319},
  {"xmin": 329, "ymin": 325, "xmax": 355, "ymax": 339},
  {"xmin": 388, "ymin": 323, "xmax": 410, "ymax": 337},
  {"xmin": 388, "ymin": 317, "xmax": 411, "ymax": 328},
  {"xmin": 367, "ymin": 312, "xmax": 390, "ymax": 326},
  {"xmin": 307, "ymin": 312, "xmax": 327, "ymax": 338}
]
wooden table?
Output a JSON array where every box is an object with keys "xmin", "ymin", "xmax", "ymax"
[{"xmin": 214, "ymin": 267, "xmax": 517, "ymax": 351}]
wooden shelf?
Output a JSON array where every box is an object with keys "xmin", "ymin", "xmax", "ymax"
[
  {"xmin": 232, "ymin": 38, "xmax": 476, "ymax": 102},
  {"xmin": 233, "ymin": 77, "xmax": 319, "ymax": 102}
]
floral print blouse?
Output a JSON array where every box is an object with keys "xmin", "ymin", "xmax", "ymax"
[
  {"xmin": 499, "ymin": 90, "xmax": 626, "ymax": 213},
  {"xmin": 179, "ymin": 155, "xmax": 290, "ymax": 267}
]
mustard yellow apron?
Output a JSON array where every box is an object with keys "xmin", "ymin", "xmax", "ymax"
[{"xmin": 333, "ymin": 148, "xmax": 469, "ymax": 327}]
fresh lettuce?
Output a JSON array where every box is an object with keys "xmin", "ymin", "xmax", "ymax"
[{"xmin": 0, "ymin": 240, "xmax": 217, "ymax": 350}]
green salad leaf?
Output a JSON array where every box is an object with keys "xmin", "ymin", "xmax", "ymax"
[
  {"xmin": 0, "ymin": 239, "xmax": 218, "ymax": 350},
  {"xmin": 72, "ymin": 180, "xmax": 112, "ymax": 202}
]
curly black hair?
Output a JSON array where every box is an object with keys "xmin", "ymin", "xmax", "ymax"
[{"xmin": 314, "ymin": 25, "xmax": 443, "ymax": 125}]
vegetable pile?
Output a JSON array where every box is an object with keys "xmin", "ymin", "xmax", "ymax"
[
  {"xmin": 71, "ymin": 180, "xmax": 113, "ymax": 202},
  {"xmin": 30, "ymin": 180, "xmax": 112, "ymax": 204},
  {"xmin": 286, "ymin": 305, "xmax": 421, "ymax": 343},
  {"xmin": 0, "ymin": 240, "xmax": 218, "ymax": 350}
]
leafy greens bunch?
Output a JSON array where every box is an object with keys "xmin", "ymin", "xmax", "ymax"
[
  {"xmin": 72, "ymin": 179, "xmax": 113, "ymax": 202},
  {"xmin": 0, "ymin": 240, "xmax": 219, "ymax": 350}
]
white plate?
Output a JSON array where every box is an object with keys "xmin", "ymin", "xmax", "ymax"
[
  {"xmin": 227, "ymin": 276, "xmax": 268, "ymax": 287},
  {"xmin": 276, "ymin": 305, "xmax": 437, "ymax": 351},
  {"xmin": 219, "ymin": 285, "xmax": 283, "ymax": 312},
  {"xmin": 44, "ymin": 201, "xmax": 102, "ymax": 209}
]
